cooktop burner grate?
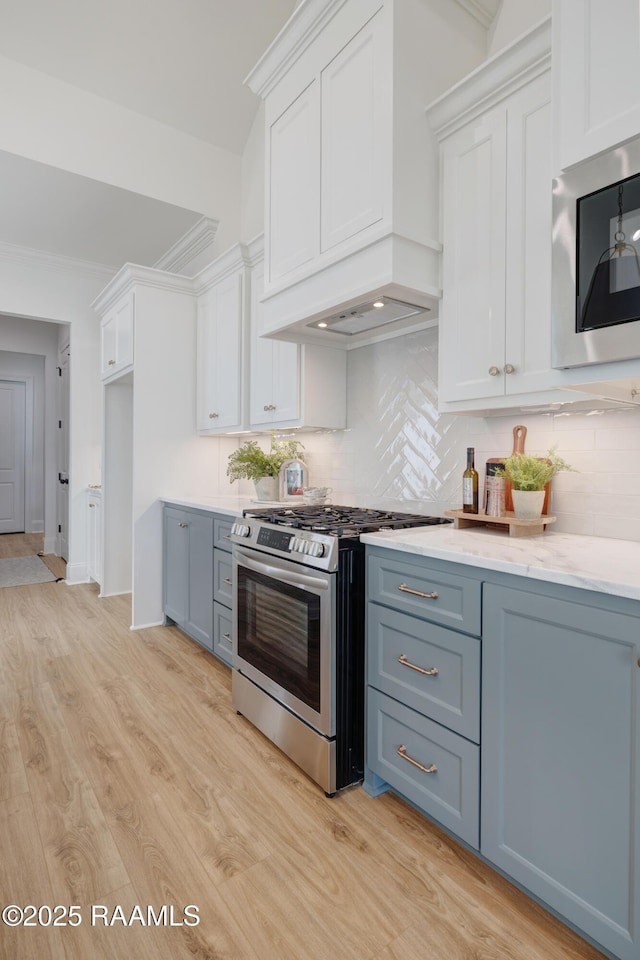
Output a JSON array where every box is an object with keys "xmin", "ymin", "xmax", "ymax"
[{"xmin": 244, "ymin": 504, "xmax": 451, "ymax": 537}]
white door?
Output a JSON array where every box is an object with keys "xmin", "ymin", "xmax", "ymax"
[
  {"xmin": 0, "ymin": 380, "xmax": 26, "ymax": 533},
  {"xmin": 57, "ymin": 346, "xmax": 70, "ymax": 560}
]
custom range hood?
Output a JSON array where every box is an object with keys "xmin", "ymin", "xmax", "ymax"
[{"xmin": 305, "ymin": 293, "xmax": 433, "ymax": 340}]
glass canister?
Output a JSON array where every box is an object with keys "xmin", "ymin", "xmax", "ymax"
[{"xmin": 485, "ymin": 462, "xmax": 506, "ymax": 517}]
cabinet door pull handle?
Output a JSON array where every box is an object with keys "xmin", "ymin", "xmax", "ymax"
[
  {"xmin": 223, "ymin": 633, "xmax": 231, "ymax": 641},
  {"xmin": 397, "ymin": 654, "xmax": 438, "ymax": 677},
  {"xmin": 178, "ymin": 522, "xmax": 188, "ymax": 528},
  {"xmin": 223, "ymin": 577, "xmax": 232, "ymax": 585},
  {"xmin": 223, "ymin": 535, "xmax": 232, "ymax": 540},
  {"xmin": 397, "ymin": 745, "xmax": 437, "ymax": 775},
  {"xmin": 488, "ymin": 365, "xmax": 500, "ymax": 376},
  {"xmin": 209, "ymin": 412, "xmax": 219, "ymax": 419},
  {"xmin": 108, "ymin": 359, "xmax": 116, "ymax": 366},
  {"xmin": 504, "ymin": 363, "xmax": 516, "ymax": 374},
  {"xmin": 398, "ymin": 582, "xmax": 438, "ymax": 600},
  {"xmin": 88, "ymin": 503, "xmax": 95, "ymax": 508}
]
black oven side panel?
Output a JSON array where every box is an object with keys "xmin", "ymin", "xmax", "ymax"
[{"xmin": 335, "ymin": 542, "xmax": 365, "ymax": 788}]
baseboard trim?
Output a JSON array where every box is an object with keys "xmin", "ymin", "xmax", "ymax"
[
  {"xmin": 65, "ymin": 561, "xmax": 88, "ymax": 584},
  {"xmin": 130, "ymin": 620, "xmax": 164, "ymax": 631}
]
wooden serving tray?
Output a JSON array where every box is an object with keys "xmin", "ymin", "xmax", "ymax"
[{"xmin": 445, "ymin": 509, "xmax": 556, "ymax": 538}]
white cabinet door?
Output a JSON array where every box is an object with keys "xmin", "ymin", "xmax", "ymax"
[
  {"xmin": 100, "ymin": 292, "xmax": 134, "ymax": 381},
  {"xmin": 439, "ymin": 71, "xmax": 556, "ymax": 407},
  {"xmin": 440, "ymin": 108, "xmax": 507, "ymax": 403},
  {"xmin": 249, "ymin": 259, "xmax": 299, "ymax": 428},
  {"xmin": 320, "ymin": 10, "xmax": 385, "ymax": 253},
  {"xmin": 196, "ymin": 271, "xmax": 244, "ymax": 433},
  {"xmin": 504, "ymin": 76, "xmax": 553, "ymax": 395},
  {"xmin": 554, "ymin": 0, "xmax": 640, "ymax": 171},
  {"xmin": 268, "ymin": 81, "xmax": 320, "ymax": 285}
]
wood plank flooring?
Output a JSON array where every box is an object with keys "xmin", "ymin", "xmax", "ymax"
[{"xmin": 0, "ymin": 536, "xmax": 606, "ymax": 960}]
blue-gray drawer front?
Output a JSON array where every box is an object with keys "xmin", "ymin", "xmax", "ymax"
[
  {"xmin": 214, "ymin": 517, "xmax": 234, "ymax": 553},
  {"xmin": 213, "ymin": 601, "xmax": 232, "ymax": 667},
  {"xmin": 367, "ymin": 688, "xmax": 479, "ymax": 848},
  {"xmin": 214, "ymin": 551, "xmax": 233, "ymax": 606},
  {"xmin": 368, "ymin": 603, "xmax": 480, "ymax": 743},
  {"xmin": 368, "ymin": 553, "xmax": 481, "ymax": 636}
]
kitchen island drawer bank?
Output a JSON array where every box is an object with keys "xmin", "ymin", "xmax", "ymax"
[{"xmin": 363, "ymin": 537, "xmax": 640, "ymax": 960}]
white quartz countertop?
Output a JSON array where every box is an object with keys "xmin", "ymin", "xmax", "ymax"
[
  {"xmin": 160, "ymin": 495, "xmax": 254, "ymax": 517},
  {"xmin": 361, "ymin": 525, "xmax": 640, "ymax": 602}
]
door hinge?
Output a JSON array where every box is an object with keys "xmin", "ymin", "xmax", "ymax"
[
  {"xmin": 58, "ymin": 420, "xmax": 62, "ymax": 429},
  {"xmin": 58, "ymin": 524, "xmax": 62, "ymax": 533},
  {"xmin": 57, "ymin": 366, "xmax": 62, "ymax": 376}
]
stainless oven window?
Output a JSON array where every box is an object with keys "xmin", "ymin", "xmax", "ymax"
[{"xmin": 237, "ymin": 566, "xmax": 321, "ymax": 712}]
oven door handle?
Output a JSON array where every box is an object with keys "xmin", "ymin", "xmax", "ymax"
[{"xmin": 234, "ymin": 549, "xmax": 330, "ymax": 591}]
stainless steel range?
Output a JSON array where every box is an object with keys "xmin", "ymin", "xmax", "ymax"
[{"xmin": 230, "ymin": 505, "xmax": 451, "ymax": 796}]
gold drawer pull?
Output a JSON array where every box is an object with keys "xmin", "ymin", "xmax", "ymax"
[
  {"xmin": 397, "ymin": 745, "xmax": 437, "ymax": 775},
  {"xmin": 398, "ymin": 582, "xmax": 438, "ymax": 600},
  {"xmin": 397, "ymin": 654, "xmax": 438, "ymax": 677}
]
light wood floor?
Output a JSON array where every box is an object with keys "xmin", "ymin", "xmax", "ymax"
[{"xmin": 0, "ymin": 537, "xmax": 605, "ymax": 960}]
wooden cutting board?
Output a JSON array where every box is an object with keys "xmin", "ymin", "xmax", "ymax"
[{"xmin": 485, "ymin": 425, "xmax": 551, "ymax": 515}]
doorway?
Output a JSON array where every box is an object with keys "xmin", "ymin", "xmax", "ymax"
[{"xmin": 0, "ymin": 380, "xmax": 26, "ymax": 533}]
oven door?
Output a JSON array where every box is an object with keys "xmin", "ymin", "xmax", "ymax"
[{"xmin": 232, "ymin": 545, "xmax": 336, "ymax": 737}]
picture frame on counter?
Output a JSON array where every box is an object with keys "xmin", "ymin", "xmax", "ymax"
[{"xmin": 280, "ymin": 458, "xmax": 308, "ymax": 501}]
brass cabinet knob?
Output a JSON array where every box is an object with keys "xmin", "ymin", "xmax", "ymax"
[
  {"xmin": 504, "ymin": 363, "xmax": 516, "ymax": 374},
  {"xmin": 488, "ymin": 366, "xmax": 500, "ymax": 376}
]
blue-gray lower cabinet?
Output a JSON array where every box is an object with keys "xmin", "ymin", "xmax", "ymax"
[
  {"xmin": 164, "ymin": 506, "xmax": 214, "ymax": 650},
  {"xmin": 212, "ymin": 517, "xmax": 233, "ymax": 666},
  {"xmin": 482, "ymin": 582, "xmax": 640, "ymax": 960}
]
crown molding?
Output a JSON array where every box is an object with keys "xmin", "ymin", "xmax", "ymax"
[
  {"xmin": 245, "ymin": 0, "xmax": 348, "ymax": 98},
  {"xmin": 153, "ymin": 216, "xmax": 219, "ymax": 274},
  {"xmin": 192, "ymin": 242, "xmax": 251, "ymax": 294},
  {"xmin": 426, "ymin": 16, "xmax": 551, "ymax": 140},
  {"xmin": 454, "ymin": 0, "xmax": 500, "ymax": 29},
  {"xmin": 91, "ymin": 263, "xmax": 197, "ymax": 314},
  {"xmin": 0, "ymin": 239, "xmax": 116, "ymax": 282}
]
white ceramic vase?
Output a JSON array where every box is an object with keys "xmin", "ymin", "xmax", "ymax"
[
  {"xmin": 254, "ymin": 476, "xmax": 279, "ymax": 502},
  {"xmin": 511, "ymin": 489, "xmax": 545, "ymax": 520}
]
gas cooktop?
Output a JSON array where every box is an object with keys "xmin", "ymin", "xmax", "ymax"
[{"xmin": 243, "ymin": 504, "xmax": 452, "ymax": 538}]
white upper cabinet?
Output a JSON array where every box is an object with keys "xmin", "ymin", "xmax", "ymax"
[
  {"xmin": 319, "ymin": 14, "xmax": 385, "ymax": 252},
  {"xmin": 100, "ymin": 291, "xmax": 134, "ymax": 381},
  {"xmin": 268, "ymin": 81, "xmax": 320, "ymax": 283},
  {"xmin": 248, "ymin": 252, "xmax": 347, "ymax": 431},
  {"xmin": 428, "ymin": 19, "xmax": 590, "ymax": 413},
  {"xmin": 553, "ymin": 0, "xmax": 640, "ymax": 171},
  {"xmin": 245, "ymin": 0, "xmax": 468, "ymax": 348},
  {"xmin": 196, "ymin": 265, "xmax": 246, "ymax": 434}
]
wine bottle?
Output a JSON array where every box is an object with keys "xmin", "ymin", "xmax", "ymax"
[{"xmin": 462, "ymin": 447, "xmax": 479, "ymax": 514}]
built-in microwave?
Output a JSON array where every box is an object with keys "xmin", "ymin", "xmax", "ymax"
[{"xmin": 552, "ymin": 136, "xmax": 640, "ymax": 368}]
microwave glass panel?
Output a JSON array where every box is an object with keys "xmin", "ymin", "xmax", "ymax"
[{"xmin": 577, "ymin": 171, "xmax": 640, "ymax": 332}]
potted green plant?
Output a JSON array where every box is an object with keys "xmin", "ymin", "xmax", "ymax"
[
  {"xmin": 227, "ymin": 433, "xmax": 305, "ymax": 501},
  {"xmin": 497, "ymin": 448, "xmax": 574, "ymax": 519}
]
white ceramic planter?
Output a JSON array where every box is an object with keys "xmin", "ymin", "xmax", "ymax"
[
  {"xmin": 512, "ymin": 489, "xmax": 545, "ymax": 519},
  {"xmin": 254, "ymin": 476, "xmax": 279, "ymax": 501}
]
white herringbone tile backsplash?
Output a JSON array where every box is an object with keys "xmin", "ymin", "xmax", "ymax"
[{"xmin": 219, "ymin": 327, "xmax": 640, "ymax": 541}]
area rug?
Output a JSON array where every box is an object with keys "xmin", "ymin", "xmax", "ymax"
[{"xmin": 0, "ymin": 555, "xmax": 57, "ymax": 588}]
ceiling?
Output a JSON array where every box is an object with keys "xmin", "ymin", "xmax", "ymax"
[{"xmin": 0, "ymin": 0, "xmax": 297, "ymax": 269}]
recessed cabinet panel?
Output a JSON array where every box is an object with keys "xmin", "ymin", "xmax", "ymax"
[
  {"xmin": 555, "ymin": 0, "xmax": 640, "ymax": 170},
  {"xmin": 100, "ymin": 292, "xmax": 134, "ymax": 381},
  {"xmin": 482, "ymin": 583, "xmax": 640, "ymax": 960},
  {"xmin": 197, "ymin": 271, "xmax": 244, "ymax": 434},
  {"xmin": 269, "ymin": 81, "xmax": 320, "ymax": 283},
  {"xmin": 320, "ymin": 13, "xmax": 384, "ymax": 252},
  {"xmin": 249, "ymin": 258, "xmax": 300, "ymax": 427},
  {"xmin": 505, "ymin": 86, "xmax": 552, "ymax": 394},
  {"xmin": 440, "ymin": 112, "xmax": 507, "ymax": 402}
]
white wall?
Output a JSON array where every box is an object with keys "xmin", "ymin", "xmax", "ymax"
[
  {"xmin": 0, "ymin": 55, "xmax": 243, "ymax": 252},
  {"xmin": 488, "ymin": 0, "xmax": 551, "ymax": 56},
  {"xmin": 0, "ymin": 246, "xmax": 109, "ymax": 565}
]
